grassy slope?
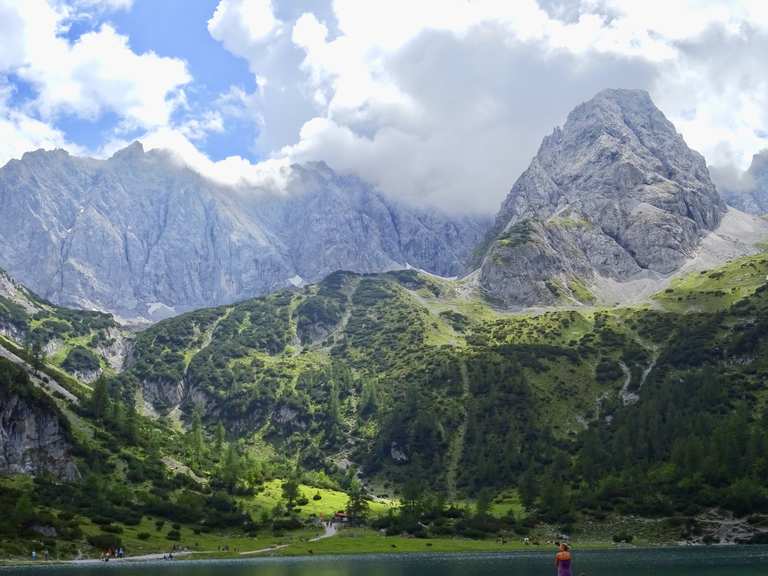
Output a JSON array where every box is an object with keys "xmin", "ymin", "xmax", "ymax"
[
  {"xmin": 0, "ymin": 275, "xmax": 119, "ymax": 382},
  {"xmin": 239, "ymin": 480, "xmax": 396, "ymax": 520},
  {"xmin": 124, "ymin": 250, "xmax": 768, "ymax": 485},
  {"xmin": 654, "ymin": 252, "xmax": 768, "ymax": 313},
  {"xmin": 3, "ymin": 251, "xmax": 768, "ymax": 560}
]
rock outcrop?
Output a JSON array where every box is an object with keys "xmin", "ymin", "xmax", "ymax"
[
  {"xmin": 0, "ymin": 268, "xmax": 40, "ymax": 339},
  {"xmin": 0, "ymin": 146, "xmax": 489, "ymax": 321},
  {"xmin": 480, "ymin": 89, "xmax": 727, "ymax": 307},
  {"xmin": 0, "ymin": 358, "xmax": 77, "ymax": 480},
  {"xmin": 721, "ymin": 150, "xmax": 768, "ymax": 215}
]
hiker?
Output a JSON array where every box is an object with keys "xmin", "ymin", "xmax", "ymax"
[
  {"xmin": 31, "ymin": 550, "xmax": 37, "ymax": 561},
  {"xmin": 555, "ymin": 542, "xmax": 573, "ymax": 576}
]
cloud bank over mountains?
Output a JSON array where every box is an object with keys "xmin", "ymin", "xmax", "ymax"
[{"xmin": 1, "ymin": 0, "xmax": 767, "ymax": 213}]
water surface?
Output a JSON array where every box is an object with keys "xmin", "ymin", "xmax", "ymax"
[{"xmin": 3, "ymin": 547, "xmax": 768, "ymax": 576}]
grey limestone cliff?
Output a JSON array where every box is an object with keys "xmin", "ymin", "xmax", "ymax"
[
  {"xmin": 480, "ymin": 89, "xmax": 726, "ymax": 307},
  {"xmin": 0, "ymin": 145, "xmax": 488, "ymax": 320},
  {"xmin": 0, "ymin": 358, "xmax": 77, "ymax": 480}
]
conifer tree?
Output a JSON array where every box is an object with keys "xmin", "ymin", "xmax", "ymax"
[
  {"xmin": 189, "ymin": 405, "xmax": 205, "ymax": 465},
  {"xmin": 90, "ymin": 376, "xmax": 111, "ymax": 421}
]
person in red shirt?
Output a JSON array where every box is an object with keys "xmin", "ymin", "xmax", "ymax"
[{"xmin": 555, "ymin": 542, "xmax": 573, "ymax": 576}]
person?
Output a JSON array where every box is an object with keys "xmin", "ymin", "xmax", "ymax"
[{"xmin": 555, "ymin": 542, "xmax": 573, "ymax": 576}]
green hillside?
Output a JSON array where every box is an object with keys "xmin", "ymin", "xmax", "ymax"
[
  {"xmin": 119, "ymin": 255, "xmax": 768, "ymax": 520},
  {"xmin": 2, "ymin": 251, "xmax": 768, "ymax": 559},
  {"xmin": 0, "ymin": 268, "xmax": 122, "ymax": 382}
]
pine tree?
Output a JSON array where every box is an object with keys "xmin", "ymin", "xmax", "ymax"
[
  {"xmin": 359, "ymin": 378, "xmax": 379, "ymax": 417},
  {"xmin": 110, "ymin": 382, "xmax": 126, "ymax": 431},
  {"xmin": 539, "ymin": 472, "xmax": 572, "ymax": 522},
  {"xmin": 31, "ymin": 341, "xmax": 45, "ymax": 371},
  {"xmin": 518, "ymin": 467, "xmax": 538, "ymax": 510},
  {"xmin": 13, "ymin": 493, "xmax": 34, "ymax": 528},
  {"xmin": 221, "ymin": 443, "xmax": 241, "ymax": 492},
  {"xmin": 326, "ymin": 381, "xmax": 343, "ymax": 444},
  {"xmin": 125, "ymin": 403, "xmax": 139, "ymax": 444},
  {"xmin": 474, "ymin": 488, "xmax": 494, "ymax": 519},
  {"xmin": 215, "ymin": 422, "xmax": 226, "ymax": 454},
  {"xmin": 401, "ymin": 479, "xmax": 424, "ymax": 517},
  {"xmin": 346, "ymin": 478, "xmax": 369, "ymax": 522},
  {"xmin": 189, "ymin": 405, "xmax": 205, "ymax": 465},
  {"xmin": 282, "ymin": 477, "xmax": 300, "ymax": 509},
  {"xmin": 123, "ymin": 383, "xmax": 140, "ymax": 444},
  {"xmin": 90, "ymin": 376, "xmax": 111, "ymax": 421}
]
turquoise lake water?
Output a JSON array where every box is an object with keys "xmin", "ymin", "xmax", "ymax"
[{"xmin": 2, "ymin": 547, "xmax": 767, "ymax": 575}]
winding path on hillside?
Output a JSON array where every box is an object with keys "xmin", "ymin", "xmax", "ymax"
[
  {"xmin": 309, "ymin": 523, "xmax": 338, "ymax": 542},
  {"xmin": 239, "ymin": 544, "xmax": 289, "ymax": 556}
]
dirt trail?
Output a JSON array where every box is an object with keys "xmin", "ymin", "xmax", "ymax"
[
  {"xmin": 309, "ymin": 523, "xmax": 338, "ymax": 542},
  {"xmin": 239, "ymin": 544, "xmax": 289, "ymax": 556}
]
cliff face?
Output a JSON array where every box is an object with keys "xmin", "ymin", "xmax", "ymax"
[
  {"xmin": 480, "ymin": 89, "xmax": 726, "ymax": 307},
  {"xmin": 0, "ymin": 147, "xmax": 488, "ymax": 321},
  {"xmin": 0, "ymin": 358, "xmax": 77, "ymax": 480},
  {"xmin": 721, "ymin": 150, "xmax": 768, "ymax": 215}
]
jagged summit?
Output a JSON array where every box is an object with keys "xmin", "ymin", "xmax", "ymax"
[
  {"xmin": 109, "ymin": 141, "xmax": 145, "ymax": 161},
  {"xmin": 480, "ymin": 89, "xmax": 728, "ymax": 307}
]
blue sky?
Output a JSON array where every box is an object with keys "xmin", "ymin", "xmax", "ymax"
[
  {"xmin": 62, "ymin": 0, "xmax": 260, "ymax": 160},
  {"xmin": 0, "ymin": 0, "xmax": 767, "ymax": 213}
]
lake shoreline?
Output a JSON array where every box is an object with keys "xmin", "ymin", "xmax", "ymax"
[{"xmin": 0, "ymin": 541, "xmax": 748, "ymax": 569}]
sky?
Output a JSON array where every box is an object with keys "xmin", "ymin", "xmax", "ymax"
[{"xmin": 1, "ymin": 0, "xmax": 767, "ymax": 214}]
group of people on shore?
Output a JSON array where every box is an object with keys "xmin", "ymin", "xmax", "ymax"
[{"xmin": 99, "ymin": 547, "xmax": 125, "ymax": 562}]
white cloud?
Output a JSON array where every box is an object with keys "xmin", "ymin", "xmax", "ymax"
[
  {"xmin": 78, "ymin": 0, "xmax": 133, "ymax": 9},
  {"xmin": 27, "ymin": 24, "xmax": 190, "ymax": 129},
  {"xmin": 137, "ymin": 127, "xmax": 291, "ymax": 190},
  {"xmin": 654, "ymin": 25, "xmax": 768, "ymax": 175},
  {"xmin": 0, "ymin": 0, "xmax": 60, "ymax": 72},
  {"xmin": 208, "ymin": 0, "xmax": 282, "ymax": 61},
  {"xmin": 177, "ymin": 111, "xmax": 225, "ymax": 142},
  {"xmin": 62, "ymin": 0, "xmax": 134, "ymax": 13},
  {"xmin": 3, "ymin": 0, "xmax": 768, "ymax": 216},
  {"xmin": 0, "ymin": 0, "xmax": 190, "ymax": 131},
  {"xmin": 98, "ymin": 126, "xmax": 289, "ymax": 195},
  {"xmin": 202, "ymin": 0, "xmax": 768, "ymax": 213},
  {"xmin": 0, "ymin": 86, "xmax": 81, "ymax": 166}
]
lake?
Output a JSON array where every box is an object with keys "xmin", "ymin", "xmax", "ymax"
[{"xmin": 2, "ymin": 547, "xmax": 767, "ymax": 576}]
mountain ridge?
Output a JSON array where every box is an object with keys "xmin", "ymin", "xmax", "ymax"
[{"xmin": 0, "ymin": 147, "xmax": 489, "ymax": 322}]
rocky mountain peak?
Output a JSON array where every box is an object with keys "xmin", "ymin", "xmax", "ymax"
[
  {"xmin": 480, "ymin": 89, "xmax": 727, "ymax": 308},
  {"xmin": 109, "ymin": 141, "xmax": 145, "ymax": 161}
]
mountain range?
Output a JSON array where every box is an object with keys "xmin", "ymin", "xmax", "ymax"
[
  {"xmin": 1, "ymin": 89, "xmax": 766, "ymax": 321},
  {"xmin": 3, "ymin": 88, "xmax": 768, "ymax": 552},
  {"xmin": 0, "ymin": 146, "xmax": 488, "ymax": 321}
]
